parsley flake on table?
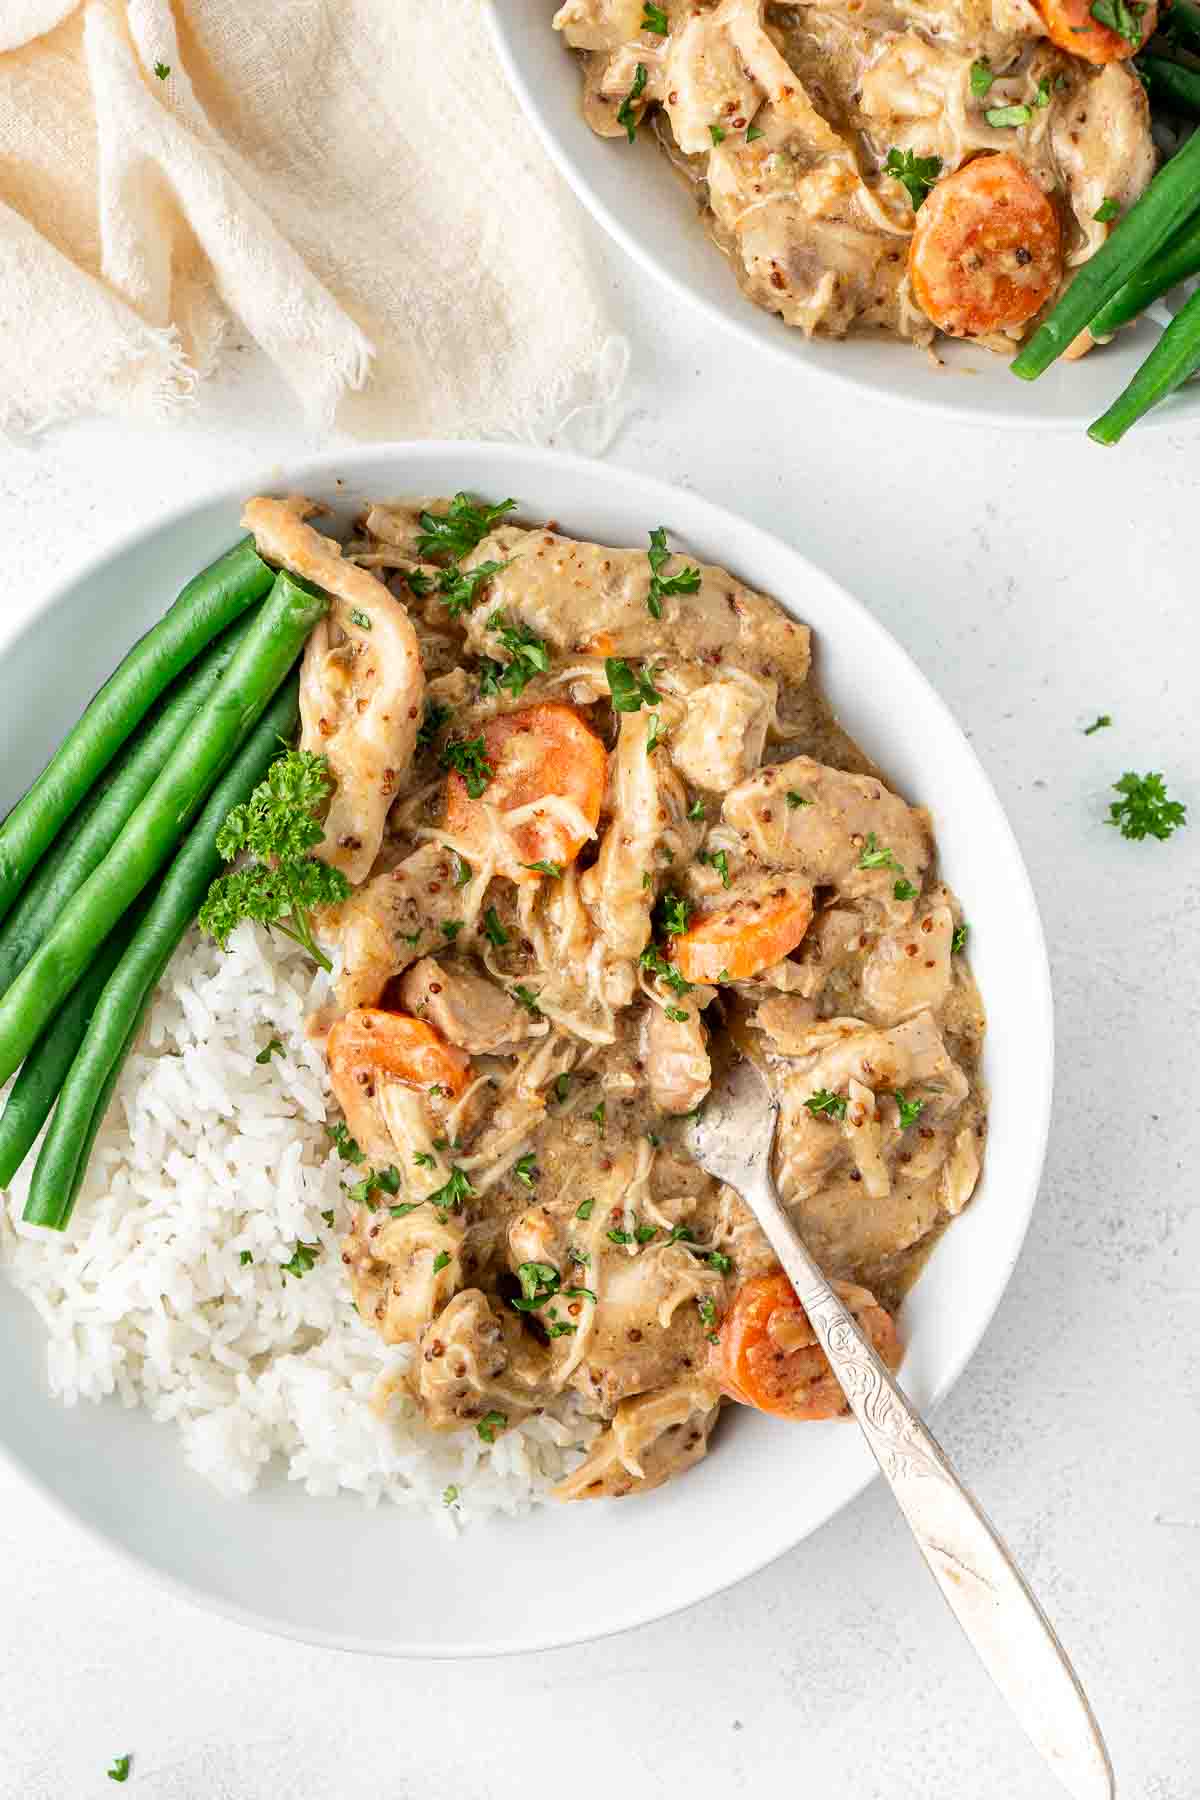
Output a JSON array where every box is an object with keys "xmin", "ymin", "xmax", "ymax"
[
  {"xmin": 617, "ymin": 62, "xmax": 648, "ymax": 141},
  {"xmin": 606, "ymin": 656, "xmax": 661, "ymax": 712},
  {"xmin": 198, "ymin": 748, "xmax": 349, "ymax": 973},
  {"xmin": 804, "ymin": 1088, "xmax": 848, "ymax": 1121},
  {"xmin": 239, "ymin": 1250, "xmax": 253, "ymax": 1266},
  {"xmin": 440, "ymin": 735, "xmax": 492, "ymax": 798},
  {"xmin": 108, "ymin": 1756, "xmax": 132, "ymax": 1784},
  {"xmin": 1107, "ymin": 771, "xmax": 1187, "ymax": 842},
  {"xmin": 416, "ymin": 493, "xmax": 515, "ymax": 561},
  {"xmin": 1083, "ymin": 714, "xmax": 1113, "ymax": 735},
  {"xmin": 646, "ymin": 526, "xmax": 702, "ymax": 619},
  {"xmin": 884, "ymin": 147, "xmax": 942, "ymax": 208}
]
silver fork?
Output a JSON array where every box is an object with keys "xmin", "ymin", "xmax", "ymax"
[{"xmin": 688, "ymin": 1055, "xmax": 1114, "ymax": 1800}]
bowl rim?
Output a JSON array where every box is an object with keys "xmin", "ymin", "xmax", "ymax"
[
  {"xmin": 0, "ymin": 440, "xmax": 1054, "ymax": 1657},
  {"xmin": 486, "ymin": 3, "xmax": 1181, "ymax": 435}
]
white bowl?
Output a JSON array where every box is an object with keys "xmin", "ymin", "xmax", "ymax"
[
  {"xmin": 490, "ymin": 1, "xmax": 1190, "ymax": 433},
  {"xmin": 0, "ymin": 443, "xmax": 1052, "ymax": 1656}
]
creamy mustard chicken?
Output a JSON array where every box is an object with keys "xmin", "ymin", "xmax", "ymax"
[
  {"xmin": 554, "ymin": 0, "xmax": 1157, "ymax": 350},
  {"xmin": 244, "ymin": 494, "xmax": 986, "ymax": 1502}
]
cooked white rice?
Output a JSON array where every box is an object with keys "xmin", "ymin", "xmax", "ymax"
[{"xmin": 0, "ymin": 923, "xmax": 598, "ymax": 1528}]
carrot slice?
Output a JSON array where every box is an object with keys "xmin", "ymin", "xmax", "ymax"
[
  {"xmin": 715, "ymin": 1270, "xmax": 900, "ymax": 1421},
  {"xmin": 909, "ymin": 154, "xmax": 1062, "ymax": 339},
  {"xmin": 326, "ymin": 1008, "xmax": 472, "ymax": 1099},
  {"xmin": 1033, "ymin": 0, "xmax": 1155, "ymax": 61},
  {"xmin": 443, "ymin": 702, "xmax": 607, "ymax": 882},
  {"xmin": 672, "ymin": 878, "xmax": 813, "ymax": 984}
]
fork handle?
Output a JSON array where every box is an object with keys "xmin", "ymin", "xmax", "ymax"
[{"xmin": 745, "ymin": 1159, "xmax": 1114, "ymax": 1800}]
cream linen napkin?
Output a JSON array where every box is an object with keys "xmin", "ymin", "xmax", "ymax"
[{"xmin": 0, "ymin": 0, "xmax": 627, "ymax": 444}]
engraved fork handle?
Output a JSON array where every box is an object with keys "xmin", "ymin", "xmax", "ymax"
[{"xmin": 742, "ymin": 1143, "xmax": 1114, "ymax": 1800}]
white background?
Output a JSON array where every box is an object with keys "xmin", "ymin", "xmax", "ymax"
[{"xmin": 0, "ymin": 224, "xmax": 1197, "ymax": 1800}]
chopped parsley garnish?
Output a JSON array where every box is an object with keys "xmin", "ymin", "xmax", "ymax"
[
  {"xmin": 416, "ymin": 699, "xmax": 450, "ymax": 753},
  {"xmin": 589, "ymin": 1101, "xmax": 606, "ymax": 1131},
  {"xmin": 697, "ymin": 1295, "xmax": 720, "ymax": 1342},
  {"xmin": 640, "ymin": 943, "xmax": 693, "ymax": 998},
  {"xmin": 327, "ymin": 1120, "xmax": 364, "ymax": 1164},
  {"xmin": 513, "ymin": 984, "xmax": 541, "ymax": 1014},
  {"xmin": 343, "ymin": 1164, "xmax": 401, "ymax": 1206},
  {"xmin": 198, "ymin": 748, "xmax": 350, "ymax": 972},
  {"xmin": 576, "ymin": 1197, "xmax": 594, "ymax": 1219},
  {"xmin": 1090, "ymin": 0, "xmax": 1147, "ymax": 43},
  {"xmin": 952, "ymin": 922, "xmax": 969, "ymax": 954},
  {"xmin": 523, "ymin": 860, "xmax": 563, "ymax": 878},
  {"xmin": 432, "ymin": 1250, "xmax": 451, "ymax": 1274},
  {"xmin": 858, "ymin": 832, "xmax": 900, "ymax": 871},
  {"xmin": 555, "ymin": 1073, "xmax": 571, "ymax": 1105},
  {"xmin": 1083, "ymin": 713, "xmax": 1112, "ymax": 735},
  {"xmin": 487, "ymin": 610, "xmax": 550, "ymax": 696},
  {"xmin": 477, "ymin": 1410, "xmax": 507, "ymax": 1443},
  {"xmin": 154, "ymin": 60, "xmax": 170, "ymax": 79},
  {"xmin": 635, "ymin": 1223, "xmax": 657, "ymax": 1243},
  {"xmin": 1107, "ymin": 771, "xmax": 1187, "ymax": 842},
  {"xmin": 514, "ymin": 1153, "xmax": 538, "ymax": 1187},
  {"xmin": 646, "ymin": 713, "xmax": 668, "ymax": 752},
  {"xmin": 986, "ymin": 103, "xmax": 1032, "ymax": 127},
  {"xmin": 402, "ymin": 567, "xmax": 435, "ymax": 597},
  {"xmin": 108, "ymin": 1756, "xmax": 132, "ymax": 1784},
  {"xmin": 804, "ymin": 1088, "xmax": 848, "ymax": 1121},
  {"xmin": 438, "ymin": 559, "xmax": 510, "ymax": 618},
  {"xmin": 413, "ymin": 1151, "xmax": 436, "ymax": 1169},
  {"xmin": 416, "ymin": 493, "xmax": 516, "ymax": 561},
  {"xmin": 1093, "ymin": 198, "xmax": 1120, "ymax": 224},
  {"xmin": 511, "ymin": 1260, "xmax": 561, "ymax": 1311},
  {"xmin": 1034, "ymin": 76, "xmax": 1052, "ymax": 107},
  {"xmin": 349, "ymin": 608, "xmax": 372, "ymax": 630},
  {"xmin": 707, "ymin": 1250, "xmax": 733, "ymax": 1274},
  {"xmin": 388, "ymin": 1201, "xmax": 425, "ymax": 1219},
  {"xmin": 746, "ymin": 123, "xmax": 765, "ymax": 142},
  {"xmin": 786, "ymin": 790, "xmax": 810, "ymax": 809},
  {"xmin": 320, "ymin": 1208, "xmax": 335, "ymax": 1228},
  {"xmin": 709, "ymin": 124, "xmax": 726, "ymax": 145},
  {"xmin": 440, "ymin": 735, "xmax": 492, "ymax": 798},
  {"xmin": 969, "ymin": 60, "xmax": 994, "ymax": 96},
  {"xmin": 893, "ymin": 877, "xmax": 918, "ymax": 902},
  {"xmin": 239, "ymin": 1250, "xmax": 253, "ymax": 1266},
  {"xmin": 884, "ymin": 148, "xmax": 942, "ymax": 209},
  {"xmin": 452, "ymin": 852, "xmax": 472, "ymax": 887},
  {"xmin": 606, "ymin": 1227, "xmax": 633, "ymax": 1245},
  {"xmin": 894, "ymin": 1092, "xmax": 925, "ymax": 1130},
  {"xmin": 700, "ymin": 847, "xmax": 731, "ymax": 887},
  {"xmin": 617, "ymin": 62, "xmax": 648, "ymax": 142},
  {"xmin": 400, "ymin": 928, "xmax": 423, "ymax": 946},
  {"xmin": 665, "ymin": 1005, "xmax": 690, "ymax": 1023},
  {"xmin": 687, "ymin": 798, "xmax": 706, "ymax": 820},
  {"xmin": 281, "ymin": 1240, "xmax": 320, "ymax": 1280},
  {"xmin": 545, "ymin": 1312, "xmax": 578, "ymax": 1337},
  {"xmin": 642, "ymin": 4, "xmax": 669, "ymax": 32},
  {"xmin": 428, "ymin": 1166, "xmax": 475, "ymax": 1213},
  {"xmin": 646, "ymin": 526, "xmax": 702, "ymax": 619},
  {"xmin": 478, "ymin": 658, "xmax": 502, "ymax": 698},
  {"xmin": 605, "ymin": 656, "xmax": 661, "ymax": 712},
  {"xmin": 441, "ymin": 920, "xmax": 464, "ymax": 940},
  {"xmin": 666, "ymin": 1224, "xmax": 694, "ymax": 1244},
  {"xmin": 655, "ymin": 890, "xmax": 693, "ymax": 937},
  {"xmin": 483, "ymin": 906, "xmax": 510, "ymax": 947},
  {"xmin": 564, "ymin": 1284, "xmax": 597, "ymax": 1303},
  {"xmin": 256, "ymin": 1037, "xmax": 284, "ymax": 1064}
]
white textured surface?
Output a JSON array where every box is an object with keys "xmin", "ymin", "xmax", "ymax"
[{"xmin": 0, "ymin": 230, "xmax": 1197, "ymax": 1799}]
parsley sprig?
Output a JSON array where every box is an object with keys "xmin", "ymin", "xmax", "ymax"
[
  {"xmin": 416, "ymin": 493, "xmax": 515, "ymax": 561},
  {"xmin": 646, "ymin": 526, "xmax": 701, "ymax": 619},
  {"xmin": 606, "ymin": 656, "xmax": 661, "ymax": 713},
  {"xmin": 884, "ymin": 148, "xmax": 942, "ymax": 210},
  {"xmin": 486, "ymin": 611, "xmax": 550, "ymax": 696},
  {"xmin": 198, "ymin": 749, "xmax": 350, "ymax": 973},
  {"xmin": 617, "ymin": 62, "xmax": 648, "ymax": 141},
  {"xmin": 1107, "ymin": 772, "xmax": 1187, "ymax": 842},
  {"xmin": 440, "ymin": 735, "xmax": 492, "ymax": 799}
]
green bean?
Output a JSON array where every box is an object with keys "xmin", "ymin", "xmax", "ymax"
[
  {"xmin": 1088, "ymin": 284, "xmax": 1200, "ymax": 442},
  {"xmin": 0, "ymin": 619, "xmax": 253, "ymax": 1001},
  {"xmin": 0, "ymin": 536, "xmax": 272, "ymax": 928},
  {"xmin": 0, "ymin": 570, "xmax": 327, "ymax": 1089},
  {"xmin": 1164, "ymin": 0, "xmax": 1200, "ymax": 51},
  {"xmin": 23, "ymin": 680, "xmax": 301, "ymax": 1232},
  {"xmin": 1011, "ymin": 128, "xmax": 1200, "ymax": 380},
  {"xmin": 0, "ymin": 914, "xmax": 140, "ymax": 1189},
  {"xmin": 1137, "ymin": 54, "xmax": 1200, "ymax": 117},
  {"xmin": 1089, "ymin": 208, "xmax": 1200, "ymax": 336}
]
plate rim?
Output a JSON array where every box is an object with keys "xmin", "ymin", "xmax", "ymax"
[{"xmin": 0, "ymin": 439, "xmax": 1054, "ymax": 1657}]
